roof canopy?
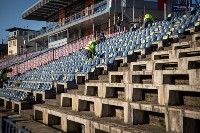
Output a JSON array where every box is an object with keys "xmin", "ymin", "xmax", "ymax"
[
  {"xmin": 6, "ymin": 27, "xmax": 34, "ymax": 32},
  {"xmin": 22, "ymin": 0, "xmax": 76, "ymax": 21}
]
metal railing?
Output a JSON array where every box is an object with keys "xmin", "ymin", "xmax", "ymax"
[
  {"xmin": 29, "ymin": 0, "xmax": 107, "ymax": 40},
  {"xmin": 7, "ymin": 28, "xmax": 125, "ymax": 77},
  {"xmin": 2, "ymin": 118, "xmax": 29, "ymax": 133}
]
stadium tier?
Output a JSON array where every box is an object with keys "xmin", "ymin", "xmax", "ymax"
[{"xmin": 1, "ymin": 6, "xmax": 200, "ymax": 133}]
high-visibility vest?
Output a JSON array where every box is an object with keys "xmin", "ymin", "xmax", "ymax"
[
  {"xmin": 85, "ymin": 40, "xmax": 97, "ymax": 54},
  {"xmin": 144, "ymin": 14, "xmax": 154, "ymax": 22}
]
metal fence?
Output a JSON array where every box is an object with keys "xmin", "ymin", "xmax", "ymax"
[{"xmin": 1, "ymin": 118, "xmax": 29, "ymax": 133}]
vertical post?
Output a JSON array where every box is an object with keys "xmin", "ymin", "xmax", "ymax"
[
  {"xmin": 48, "ymin": 35, "xmax": 50, "ymax": 49},
  {"xmin": 164, "ymin": 3, "xmax": 167, "ymax": 19},
  {"xmin": 122, "ymin": 7, "xmax": 124, "ymax": 22},
  {"xmin": 93, "ymin": 23, "xmax": 95, "ymax": 39},
  {"xmin": 67, "ymin": 28, "xmax": 69, "ymax": 43},
  {"xmin": 144, "ymin": 6, "xmax": 146, "ymax": 16},
  {"xmin": 36, "ymin": 43, "xmax": 38, "ymax": 52},
  {"xmin": 109, "ymin": 11, "xmax": 111, "ymax": 35},
  {"xmin": 186, "ymin": 0, "xmax": 188, "ymax": 13},
  {"xmin": 132, "ymin": 0, "xmax": 135, "ymax": 22},
  {"xmin": 96, "ymin": 31, "xmax": 98, "ymax": 40},
  {"xmin": 114, "ymin": 0, "xmax": 116, "ymax": 25},
  {"xmin": 79, "ymin": 26, "xmax": 81, "ymax": 39}
]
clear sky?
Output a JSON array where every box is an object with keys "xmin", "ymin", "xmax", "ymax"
[{"xmin": 0, "ymin": 0, "xmax": 46, "ymax": 44}]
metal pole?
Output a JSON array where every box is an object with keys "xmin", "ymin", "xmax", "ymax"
[
  {"xmin": 36, "ymin": 43, "xmax": 37, "ymax": 52},
  {"xmin": 164, "ymin": 3, "xmax": 167, "ymax": 19},
  {"xmin": 122, "ymin": 7, "xmax": 124, "ymax": 21},
  {"xmin": 132, "ymin": 0, "xmax": 135, "ymax": 22},
  {"xmin": 109, "ymin": 11, "xmax": 111, "ymax": 35},
  {"xmin": 186, "ymin": 0, "xmax": 188, "ymax": 13},
  {"xmin": 93, "ymin": 23, "xmax": 95, "ymax": 39},
  {"xmin": 114, "ymin": 0, "xmax": 116, "ymax": 25}
]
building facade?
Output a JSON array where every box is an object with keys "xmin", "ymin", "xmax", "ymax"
[
  {"xmin": 22, "ymin": 0, "xmax": 176, "ymax": 49},
  {"xmin": 6, "ymin": 27, "xmax": 38, "ymax": 55}
]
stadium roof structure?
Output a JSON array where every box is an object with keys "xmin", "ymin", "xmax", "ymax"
[
  {"xmin": 5, "ymin": 27, "xmax": 34, "ymax": 32},
  {"xmin": 22, "ymin": 0, "xmax": 78, "ymax": 21}
]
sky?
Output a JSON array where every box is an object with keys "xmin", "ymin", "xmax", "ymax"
[{"xmin": 0, "ymin": 0, "xmax": 46, "ymax": 44}]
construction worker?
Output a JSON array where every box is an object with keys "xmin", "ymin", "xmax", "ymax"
[
  {"xmin": 0, "ymin": 68, "xmax": 8, "ymax": 88},
  {"xmin": 143, "ymin": 14, "xmax": 154, "ymax": 29},
  {"xmin": 85, "ymin": 39, "xmax": 100, "ymax": 62},
  {"xmin": 167, "ymin": 13, "xmax": 172, "ymax": 21}
]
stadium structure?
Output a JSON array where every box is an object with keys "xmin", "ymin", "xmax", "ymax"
[{"xmin": 0, "ymin": 0, "xmax": 200, "ymax": 133}]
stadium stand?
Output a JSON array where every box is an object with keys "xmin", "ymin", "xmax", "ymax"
[{"xmin": 1, "ymin": 7, "xmax": 200, "ymax": 133}]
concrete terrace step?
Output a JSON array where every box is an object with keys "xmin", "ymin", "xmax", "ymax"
[
  {"xmin": 88, "ymin": 79, "xmax": 109, "ymax": 83},
  {"xmin": 118, "ymin": 66, "xmax": 130, "ymax": 72},
  {"xmin": 78, "ymin": 84, "xmax": 85, "ymax": 90},
  {"xmin": 10, "ymin": 117, "xmax": 62, "ymax": 133},
  {"xmin": 67, "ymin": 89, "xmax": 85, "ymax": 95},
  {"xmin": 45, "ymin": 99, "xmax": 60, "ymax": 107},
  {"xmin": 34, "ymin": 104, "xmax": 166, "ymax": 133},
  {"xmin": 98, "ymin": 75, "xmax": 109, "ymax": 81},
  {"xmin": 20, "ymin": 109, "xmax": 34, "ymax": 120},
  {"xmin": 56, "ymin": 94, "xmax": 61, "ymax": 101}
]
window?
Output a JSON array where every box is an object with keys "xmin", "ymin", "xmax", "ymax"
[
  {"xmin": 9, "ymin": 32, "xmax": 12, "ymax": 37},
  {"xmin": 13, "ymin": 41, "xmax": 16, "ymax": 46},
  {"xmin": 8, "ymin": 41, "xmax": 12, "ymax": 47},
  {"xmin": 13, "ymin": 31, "xmax": 17, "ymax": 36},
  {"xmin": 23, "ymin": 31, "xmax": 28, "ymax": 36}
]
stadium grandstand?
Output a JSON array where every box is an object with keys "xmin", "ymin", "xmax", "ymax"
[{"xmin": 0, "ymin": 0, "xmax": 200, "ymax": 132}]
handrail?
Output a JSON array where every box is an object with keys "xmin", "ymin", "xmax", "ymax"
[
  {"xmin": 29, "ymin": 0, "xmax": 107, "ymax": 39},
  {"xmin": 3, "ymin": 118, "xmax": 29, "ymax": 133},
  {"xmin": 5, "ymin": 20, "xmax": 124, "ymax": 77}
]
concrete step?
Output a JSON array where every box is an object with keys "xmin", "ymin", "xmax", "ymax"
[
  {"xmin": 35, "ymin": 104, "xmax": 166, "ymax": 133},
  {"xmin": 45, "ymin": 99, "xmax": 60, "ymax": 107},
  {"xmin": 13, "ymin": 117, "xmax": 62, "ymax": 133},
  {"xmin": 118, "ymin": 67, "xmax": 130, "ymax": 72},
  {"xmin": 67, "ymin": 89, "xmax": 85, "ymax": 95},
  {"xmin": 137, "ymin": 57, "xmax": 151, "ymax": 61},
  {"xmin": 88, "ymin": 79, "xmax": 109, "ymax": 83},
  {"xmin": 20, "ymin": 109, "xmax": 34, "ymax": 120},
  {"xmin": 179, "ymin": 35, "xmax": 192, "ymax": 43},
  {"xmin": 164, "ymin": 46, "xmax": 172, "ymax": 51},
  {"xmin": 78, "ymin": 85, "xmax": 85, "ymax": 90},
  {"xmin": 56, "ymin": 94, "xmax": 61, "ymax": 101},
  {"xmin": 98, "ymin": 75, "xmax": 109, "ymax": 81}
]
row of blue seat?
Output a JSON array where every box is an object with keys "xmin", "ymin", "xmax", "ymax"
[
  {"xmin": 0, "ymin": 89, "xmax": 28, "ymax": 101},
  {"xmin": 7, "ymin": 9, "xmax": 200, "ymax": 93}
]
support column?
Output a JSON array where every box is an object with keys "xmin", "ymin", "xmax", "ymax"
[
  {"xmin": 132, "ymin": 0, "xmax": 135, "ymax": 22},
  {"xmin": 94, "ymin": 98, "xmax": 102, "ymax": 117},
  {"xmin": 93, "ymin": 23, "xmax": 95, "ymax": 39},
  {"xmin": 109, "ymin": 14, "xmax": 111, "ymax": 35},
  {"xmin": 124, "ymin": 102, "xmax": 131, "ymax": 123},
  {"xmin": 67, "ymin": 28, "xmax": 69, "ymax": 42},
  {"xmin": 43, "ymin": 109, "xmax": 48, "ymax": 125},
  {"xmin": 114, "ymin": 0, "xmax": 116, "ymax": 25},
  {"xmin": 167, "ymin": 109, "xmax": 182, "ymax": 132},
  {"xmin": 79, "ymin": 26, "xmax": 81, "ymax": 39},
  {"xmin": 61, "ymin": 116, "xmax": 67, "ymax": 132},
  {"xmin": 164, "ymin": 3, "xmax": 167, "ymax": 20}
]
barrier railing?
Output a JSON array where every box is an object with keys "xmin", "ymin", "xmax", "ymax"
[
  {"xmin": 2, "ymin": 118, "xmax": 29, "ymax": 133},
  {"xmin": 29, "ymin": 0, "xmax": 107, "ymax": 40},
  {"xmin": 7, "ymin": 30, "xmax": 125, "ymax": 77}
]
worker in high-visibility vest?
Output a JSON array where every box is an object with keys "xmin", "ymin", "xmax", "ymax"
[
  {"xmin": 143, "ymin": 14, "xmax": 154, "ymax": 29},
  {"xmin": 85, "ymin": 39, "xmax": 100, "ymax": 62},
  {"xmin": 0, "ymin": 68, "xmax": 8, "ymax": 88}
]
